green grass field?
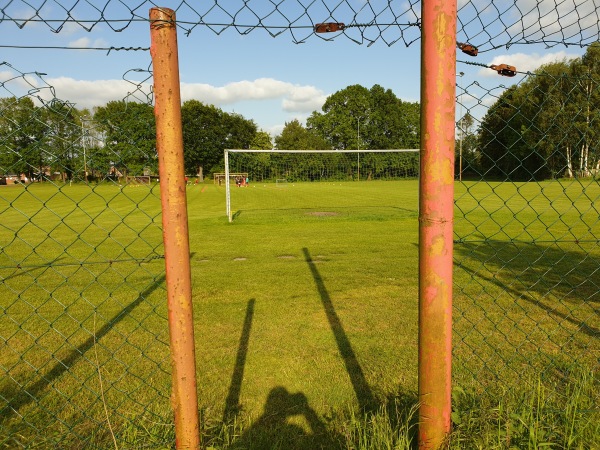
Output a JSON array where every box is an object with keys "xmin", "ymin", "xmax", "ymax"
[{"xmin": 1, "ymin": 179, "xmax": 598, "ymax": 449}]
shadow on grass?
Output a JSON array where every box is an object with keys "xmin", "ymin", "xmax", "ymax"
[
  {"xmin": 302, "ymin": 247, "xmax": 376, "ymax": 413},
  {"xmin": 0, "ymin": 255, "xmax": 68, "ymax": 282},
  {"xmin": 214, "ymin": 249, "xmax": 419, "ymax": 448},
  {"xmin": 223, "ymin": 298, "xmax": 255, "ymax": 423},
  {"xmin": 219, "ymin": 298, "xmax": 346, "ymax": 448},
  {"xmin": 0, "ymin": 273, "xmax": 166, "ymax": 424},
  {"xmin": 229, "ymin": 386, "xmax": 342, "ymax": 450},
  {"xmin": 454, "ymin": 240, "xmax": 599, "ymax": 338}
]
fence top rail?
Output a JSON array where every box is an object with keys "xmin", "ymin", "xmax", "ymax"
[{"xmin": 225, "ymin": 149, "xmax": 420, "ymax": 154}]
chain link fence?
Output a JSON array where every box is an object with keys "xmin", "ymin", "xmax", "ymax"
[
  {"xmin": 452, "ymin": 53, "xmax": 600, "ymax": 430},
  {"xmin": 1, "ymin": 0, "xmax": 599, "ymax": 448},
  {"xmin": 2, "ymin": 0, "xmax": 599, "ymax": 48},
  {"xmin": 0, "ymin": 63, "xmax": 174, "ymax": 448}
]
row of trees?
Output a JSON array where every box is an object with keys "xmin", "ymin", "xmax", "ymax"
[
  {"xmin": 274, "ymin": 85, "xmax": 420, "ymax": 152},
  {"xmin": 181, "ymin": 84, "xmax": 421, "ymax": 178},
  {"xmin": 1, "ymin": 83, "xmax": 420, "ymax": 182},
  {"xmin": 243, "ymin": 85, "xmax": 421, "ymax": 182},
  {"xmin": 0, "ymin": 97, "xmax": 84, "ymax": 181},
  {"xmin": 0, "ymin": 97, "xmax": 157, "ymax": 182},
  {"xmin": 470, "ymin": 42, "xmax": 600, "ymax": 180},
  {"xmin": 0, "ymin": 97, "xmax": 258, "ymax": 182},
  {"xmin": 4, "ymin": 47, "xmax": 599, "ymax": 183}
]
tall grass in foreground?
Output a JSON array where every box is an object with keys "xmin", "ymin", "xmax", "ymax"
[
  {"xmin": 110, "ymin": 367, "xmax": 597, "ymax": 449},
  {"xmin": 448, "ymin": 367, "xmax": 599, "ymax": 449}
]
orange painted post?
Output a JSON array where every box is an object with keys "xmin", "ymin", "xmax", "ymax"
[
  {"xmin": 418, "ymin": 0, "xmax": 457, "ymax": 449},
  {"xmin": 150, "ymin": 8, "xmax": 201, "ymax": 450}
]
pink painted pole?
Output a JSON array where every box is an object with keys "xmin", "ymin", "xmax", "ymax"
[
  {"xmin": 150, "ymin": 8, "xmax": 201, "ymax": 450},
  {"xmin": 418, "ymin": 0, "xmax": 457, "ymax": 449}
]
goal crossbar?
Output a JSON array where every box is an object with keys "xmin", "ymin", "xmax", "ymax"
[{"xmin": 226, "ymin": 149, "xmax": 419, "ymax": 154}]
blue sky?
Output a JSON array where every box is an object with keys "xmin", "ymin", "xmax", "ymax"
[{"xmin": 0, "ymin": 1, "xmax": 591, "ymax": 137}]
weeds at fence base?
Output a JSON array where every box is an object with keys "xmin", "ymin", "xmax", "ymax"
[
  {"xmin": 200, "ymin": 394, "xmax": 419, "ymax": 450},
  {"xmin": 450, "ymin": 366, "xmax": 599, "ymax": 449},
  {"xmin": 3, "ymin": 368, "xmax": 596, "ymax": 449}
]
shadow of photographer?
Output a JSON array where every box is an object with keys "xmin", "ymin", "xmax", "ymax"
[{"xmin": 230, "ymin": 386, "xmax": 341, "ymax": 449}]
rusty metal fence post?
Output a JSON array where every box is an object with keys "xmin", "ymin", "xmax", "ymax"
[
  {"xmin": 150, "ymin": 8, "xmax": 201, "ymax": 450},
  {"xmin": 418, "ymin": 0, "xmax": 457, "ymax": 448}
]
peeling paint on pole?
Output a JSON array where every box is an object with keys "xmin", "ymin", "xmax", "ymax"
[
  {"xmin": 418, "ymin": 0, "xmax": 457, "ymax": 449},
  {"xmin": 150, "ymin": 7, "xmax": 201, "ymax": 450}
]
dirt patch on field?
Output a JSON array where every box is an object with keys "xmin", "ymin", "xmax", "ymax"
[{"xmin": 305, "ymin": 211, "xmax": 339, "ymax": 216}]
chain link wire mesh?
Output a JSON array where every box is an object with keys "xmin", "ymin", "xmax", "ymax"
[
  {"xmin": 1, "ymin": 0, "xmax": 599, "ymax": 447},
  {"xmin": 453, "ymin": 50, "xmax": 600, "ymax": 433},
  {"xmin": 1, "ymin": 0, "xmax": 599, "ymax": 48},
  {"xmin": 0, "ymin": 63, "xmax": 173, "ymax": 448}
]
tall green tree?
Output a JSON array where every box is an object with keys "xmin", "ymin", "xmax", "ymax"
[
  {"xmin": 274, "ymin": 119, "xmax": 329, "ymax": 150},
  {"xmin": 307, "ymin": 85, "xmax": 370, "ymax": 150},
  {"xmin": 0, "ymin": 97, "xmax": 46, "ymax": 179},
  {"xmin": 456, "ymin": 112, "xmax": 479, "ymax": 178},
  {"xmin": 251, "ymin": 130, "xmax": 273, "ymax": 150},
  {"xmin": 307, "ymin": 84, "xmax": 420, "ymax": 150},
  {"xmin": 521, "ymin": 61, "xmax": 575, "ymax": 179},
  {"xmin": 478, "ymin": 46, "xmax": 600, "ymax": 181},
  {"xmin": 181, "ymin": 100, "xmax": 256, "ymax": 175},
  {"xmin": 478, "ymin": 85, "xmax": 541, "ymax": 180},
  {"xmin": 43, "ymin": 100, "xmax": 84, "ymax": 181},
  {"xmin": 368, "ymin": 84, "xmax": 420, "ymax": 149},
  {"xmin": 93, "ymin": 100, "xmax": 156, "ymax": 177},
  {"xmin": 569, "ymin": 42, "xmax": 600, "ymax": 177}
]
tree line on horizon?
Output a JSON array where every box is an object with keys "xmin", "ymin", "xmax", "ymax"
[
  {"xmin": 1, "ymin": 43, "xmax": 599, "ymax": 183},
  {"xmin": 0, "ymin": 83, "xmax": 420, "ymax": 183},
  {"xmin": 463, "ymin": 42, "xmax": 600, "ymax": 181}
]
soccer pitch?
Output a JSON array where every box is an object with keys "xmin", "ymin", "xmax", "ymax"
[
  {"xmin": 187, "ymin": 180, "xmax": 422, "ymax": 415},
  {"xmin": 1, "ymin": 179, "xmax": 598, "ymax": 448}
]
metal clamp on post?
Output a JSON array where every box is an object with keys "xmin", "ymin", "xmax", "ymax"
[
  {"xmin": 490, "ymin": 64, "xmax": 517, "ymax": 77},
  {"xmin": 314, "ymin": 22, "xmax": 345, "ymax": 33},
  {"xmin": 457, "ymin": 42, "xmax": 478, "ymax": 57}
]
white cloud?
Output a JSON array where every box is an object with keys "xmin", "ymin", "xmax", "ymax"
[
  {"xmin": 68, "ymin": 37, "xmax": 92, "ymax": 48},
  {"xmin": 505, "ymin": 0, "xmax": 598, "ymax": 45},
  {"xmin": 25, "ymin": 77, "xmax": 148, "ymax": 109},
  {"xmin": 180, "ymin": 78, "xmax": 327, "ymax": 113},
  {"xmin": 479, "ymin": 51, "xmax": 579, "ymax": 77},
  {"xmin": 6, "ymin": 75, "xmax": 328, "ymax": 129},
  {"xmin": 281, "ymin": 86, "xmax": 328, "ymax": 113},
  {"xmin": 68, "ymin": 37, "xmax": 109, "ymax": 48}
]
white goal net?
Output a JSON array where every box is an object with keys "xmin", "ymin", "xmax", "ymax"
[
  {"xmin": 223, "ymin": 149, "xmax": 420, "ymax": 222},
  {"xmin": 125, "ymin": 175, "xmax": 151, "ymax": 185}
]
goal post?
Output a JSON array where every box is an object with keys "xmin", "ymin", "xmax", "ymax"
[
  {"xmin": 125, "ymin": 175, "xmax": 151, "ymax": 185},
  {"xmin": 223, "ymin": 149, "xmax": 420, "ymax": 222}
]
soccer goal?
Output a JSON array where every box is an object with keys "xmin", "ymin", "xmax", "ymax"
[
  {"xmin": 223, "ymin": 149, "xmax": 420, "ymax": 222},
  {"xmin": 125, "ymin": 175, "xmax": 151, "ymax": 185}
]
